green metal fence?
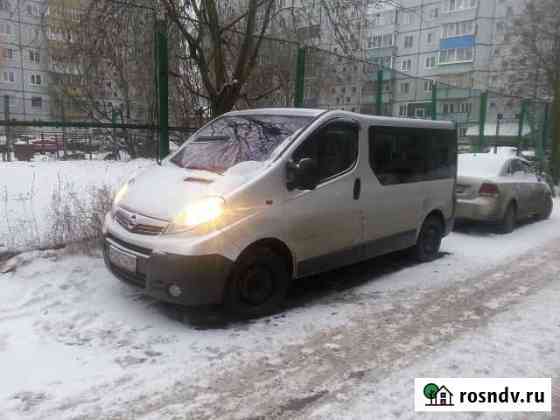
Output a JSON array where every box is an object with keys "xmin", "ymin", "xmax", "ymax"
[
  {"xmin": 0, "ymin": 11, "xmax": 552, "ymax": 171},
  {"xmin": 285, "ymin": 45, "xmax": 552, "ymax": 170}
]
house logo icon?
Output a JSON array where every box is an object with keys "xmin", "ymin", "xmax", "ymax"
[{"xmin": 423, "ymin": 383, "xmax": 455, "ymax": 407}]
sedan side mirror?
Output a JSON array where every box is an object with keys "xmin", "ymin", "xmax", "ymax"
[{"xmin": 287, "ymin": 158, "xmax": 319, "ymax": 191}]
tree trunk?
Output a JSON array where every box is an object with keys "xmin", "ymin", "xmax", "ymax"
[{"xmin": 552, "ymin": 78, "xmax": 560, "ymax": 184}]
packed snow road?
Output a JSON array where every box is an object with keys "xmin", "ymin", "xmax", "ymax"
[{"xmin": 1, "ymin": 201, "xmax": 559, "ymax": 420}]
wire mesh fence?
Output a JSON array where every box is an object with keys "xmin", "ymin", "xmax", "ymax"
[
  {"xmin": 290, "ymin": 45, "xmax": 552, "ymax": 167},
  {"xmin": 0, "ymin": 2, "xmax": 552, "ymax": 168}
]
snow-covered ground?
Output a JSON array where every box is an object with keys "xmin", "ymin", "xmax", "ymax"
[
  {"xmin": 0, "ymin": 160, "xmax": 153, "ymax": 252},
  {"xmin": 1, "ymin": 200, "xmax": 559, "ymax": 418},
  {"xmin": 0, "ymin": 161, "xmax": 559, "ymax": 419}
]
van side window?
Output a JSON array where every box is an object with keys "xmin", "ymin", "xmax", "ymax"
[
  {"xmin": 293, "ymin": 121, "xmax": 359, "ymax": 182},
  {"xmin": 369, "ymin": 127, "xmax": 456, "ymax": 185}
]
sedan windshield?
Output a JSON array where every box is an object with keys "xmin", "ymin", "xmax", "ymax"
[{"xmin": 170, "ymin": 114, "xmax": 312, "ymax": 174}]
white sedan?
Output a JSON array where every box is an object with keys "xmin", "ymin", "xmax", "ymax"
[{"xmin": 455, "ymin": 153, "xmax": 553, "ymax": 233}]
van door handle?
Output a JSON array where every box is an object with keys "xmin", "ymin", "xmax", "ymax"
[{"xmin": 353, "ymin": 178, "xmax": 361, "ymax": 200}]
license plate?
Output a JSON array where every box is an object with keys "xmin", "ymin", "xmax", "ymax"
[{"xmin": 108, "ymin": 246, "xmax": 137, "ymax": 273}]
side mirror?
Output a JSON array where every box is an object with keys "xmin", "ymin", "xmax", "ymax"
[{"xmin": 287, "ymin": 158, "xmax": 319, "ymax": 191}]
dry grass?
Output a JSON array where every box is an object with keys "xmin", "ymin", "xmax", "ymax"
[
  {"xmin": 1, "ymin": 175, "xmax": 114, "ymax": 253},
  {"xmin": 48, "ymin": 175, "xmax": 113, "ymax": 252}
]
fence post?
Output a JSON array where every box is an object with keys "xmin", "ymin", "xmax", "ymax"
[
  {"xmin": 477, "ymin": 91, "xmax": 488, "ymax": 152},
  {"xmin": 376, "ymin": 69, "xmax": 384, "ymax": 116},
  {"xmin": 537, "ymin": 102, "xmax": 548, "ymax": 169},
  {"xmin": 4, "ymin": 95, "xmax": 10, "ymax": 162},
  {"xmin": 294, "ymin": 47, "xmax": 306, "ymax": 108},
  {"xmin": 155, "ymin": 19, "xmax": 169, "ymax": 159},
  {"xmin": 60, "ymin": 100, "xmax": 66, "ymax": 159},
  {"xmin": 517, "ymin": 99, "xmax": 528, "ymax": 153},
  {"xmin": 431, "ymin": 82, "xmax": 437, "ymax": 120}
]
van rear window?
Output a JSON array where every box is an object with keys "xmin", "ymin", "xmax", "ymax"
[{"xmin": 369, "ymin": 126, "xmax": 457, "ymax": 185}]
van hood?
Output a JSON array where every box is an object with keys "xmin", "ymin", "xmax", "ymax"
[{"xmin": 118, "ymin": 161, "xmax": 266, "ymax": 221}]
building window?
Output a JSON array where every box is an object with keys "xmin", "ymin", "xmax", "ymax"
[
  {"xmin": 428, "ymin": 7, "xmax": 439, "ymax": 20},
  {"xmin": 459, "ymin": 102, "xmax": 472, "ymax": 113},
  {"xmin": 29, "ymin": 50, "xmax": 40, "ymax": 64},
  {"xmin": 404, "ymin": 35, "xmax": 414, "ymax": 48},
  {"xmin": 425, "ymin": 55, "xmax": 437, "ymax": 69},
  {"xmin": 424, "ymin": 80, "xmax": 435, "ymax": 92},
  {"xmin": 443, "ymin": 103, "xmax": 455, "ymax": 114},
  {"xmin": 443, "ymin": 0, "xmax": 477, "ymax": 13},
  {"xmin": 3, "ymin": 48, "xmax": 14, "ymax": 59},
  {"xmin": 26, "ymin": 4, "xmax": 39, "ymax": 16},
  {"xmin": 439, "ymin": 47, "xmax": 474, "ymax": 64},
  {"xmin": 400, "ymin": 82, "xmax": 410, "ymax": 94},
  {"xmin": 30, "ymin": 74, "xmax": 42, "ymax": 85},
  {"xmin": 31, "ymin": 97, "xmax": 42, "ymax": 108},
  {"xmin": 368, "ymin": 32, "xmax": 394, "ymax": 49},
  {"xmin": 427, "ymin": 31, "xmax": 437, "ymax": 44},
  {"xmin": 399, "ymin": 104, "xmax": 408, "ymax": 116},
  {"xmin": 0, "ymin": 0, "xmax": 10, "ymax": 10},
  {"xmin": 442, "ymin": 21, "xmax": 475, "ymax": 38},
  {"xmin": 401, "ymin": 10, "xmax": 416, "ymax": 25},
  {"xmin": 401, "ymin": 59, "xmax": 412, "ymax": 72},
  {"xmin": 370, "ymin": 13, "xmax": 384, "ymax": 27},
  {"xmin": 2, "ymin": 71, "xmax": 15, "ymax": 82},
  {"xmin": 0, "ymin": 22, "xmax": 11, "ymax": 35}
]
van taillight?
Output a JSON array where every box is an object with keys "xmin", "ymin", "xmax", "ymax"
[{"xmin": 479, "ymin": 183, "xmax": 499, "ymax": 197}]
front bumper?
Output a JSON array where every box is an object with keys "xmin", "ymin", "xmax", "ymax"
[
  {"xmin": 103, "ymin": 234, "xmax": 234, "ymax": 306},
  {"xmin": 455, "ymin": 197, "xmax": 502, "ymax": 222}
]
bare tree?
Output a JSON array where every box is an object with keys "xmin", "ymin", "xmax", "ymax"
[
  {"xmin": 505, "ymin": 0, "xmax": 560, "ymax": 181},
  {"xmin": 160, "ymin": 0, "xmax": 278, "ymax": 117}
]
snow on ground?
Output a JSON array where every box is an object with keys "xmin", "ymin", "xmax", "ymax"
[
  {"xmin": 308, "ymin": 282, "xmax": 560, "ymax": 420},
  {"xmin": 0, "ymin": 201, "xmax": 558, "ymax": 419},
  {"xmin": 1, "ymin": 160, "xmax": 559, "ymax": 418},
  {"xmin": 0, "ymin": 160, "xmax": 153, "ymax": 252}
]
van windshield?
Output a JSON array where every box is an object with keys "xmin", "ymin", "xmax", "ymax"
[{"xmin": 170, "ymin": 114, "xmax": 312, "ymax": 174}]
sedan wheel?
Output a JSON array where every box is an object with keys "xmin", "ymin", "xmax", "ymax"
[
  {"xmin": 539, "ymin": 195, "xmax": 553, "ymax": 220},
  {"xmin": 499, "ymin": 203, "xmax": 516, "ymax": 234}
]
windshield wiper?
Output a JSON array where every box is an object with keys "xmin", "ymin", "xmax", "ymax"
[
  {"xmin": 194, "ymin": 135, "xmax": 230, "ymax": 143},
  {"xmin": 184, "ymin": 165, "xmax": 224, "ymax": 175}
]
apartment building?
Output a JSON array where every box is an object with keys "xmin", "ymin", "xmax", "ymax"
[
  {"xmin": 285, "ymin": 0, "xmax": 526, "ymax": 130},
  {"xmin": 0, "ymin": 0, "xmax": 50, "ymax": 121},
  {"xmin": 0, "ymin": 0, "xmax": 133, "ymax": 125}
]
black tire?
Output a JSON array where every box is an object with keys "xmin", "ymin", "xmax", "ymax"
[
  {"xmin": 414, "ymin": 215, "xmax": 443, "ymax": 262},
  {"xmin": 224, "ymin": 247, "xmax": 290, "ymax": 317},
  {"xmin": 539, "ymin": 195, "xmax": 553, "ymax": 220},
  {"xmin": 499, "ymin": 202, "xmax": 516, "ymax": 234}
]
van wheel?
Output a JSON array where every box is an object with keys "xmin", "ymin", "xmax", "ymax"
[
  {"xmin": 413, "ymin": 215, "xmax": 443, "ymax": 262},
  {"xmin": 224, "ymin": 247, "xmax": 290, "ymax": 317},
  {"xmin": 539, "ymin": 195, "xmax": 553, "ymax": 220},
  {"xmin": 499, "ymin": 202, "xmax": 516, "ymax": 234}
]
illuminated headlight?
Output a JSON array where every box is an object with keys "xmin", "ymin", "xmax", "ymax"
[
  {"xmin": 111, "ymin": 182, "xmax": 129, "ymax": 216},
  {"xmin": 166, "ymin": 197, "xmax": 225, "ymax": 234}
]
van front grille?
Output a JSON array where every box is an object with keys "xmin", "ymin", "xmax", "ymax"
[{"xmin": 114, "ymin": 209, "xmax": 167, "ymax": 236}]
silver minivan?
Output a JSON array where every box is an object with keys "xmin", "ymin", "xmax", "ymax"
[{"xmin": 103, "ymin": 109, "xmax": 457, "ymax": 315}]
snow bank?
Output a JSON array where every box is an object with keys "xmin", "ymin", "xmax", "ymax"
[{"xmin": 0, "ymin": 159, "xmax": 153, "ymax": 252}]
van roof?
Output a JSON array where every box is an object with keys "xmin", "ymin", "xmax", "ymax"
[{"xmin": 225, "ymin": 108, "xmax": 455, "ymax": 129}]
